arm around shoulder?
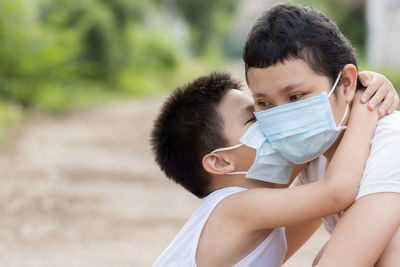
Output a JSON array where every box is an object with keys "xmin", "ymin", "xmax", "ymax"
[{"xmin": 222, "ymin": 97, "xmax": 378, "ymax": 232}]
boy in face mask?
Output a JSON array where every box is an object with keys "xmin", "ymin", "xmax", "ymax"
[
  {"xmin": 151, "ymin": 71, "xmax": 395, "ymax": 266},
  {"xmin": 243, "ymin": 3, "xmax": 400, "ymax": 266}
]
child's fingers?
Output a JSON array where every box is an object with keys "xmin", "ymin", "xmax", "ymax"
[
  {"xmin": 367, "ymin": 79, "xmax": 388, "ymax": 111},
  {"xmin": 378, "ymin": 91, "xmax": 395, "ymax": 116},
  {"xmin": 361, "ymin": 84, "xmax": 375, "ymax": 104},
  {"xmin": 361, "ymin": 79, "xmax": 383, "ymax": 105},
  {"xmin": 358, "ymin": 71, "xmax": 374, "ymax": 88},
  {"xmin": 358, "ymin": 71, "xmax": 397, "ymax": 114},
  {"xmin": 358, "ymin": 71, "xmax": 374, "ymax": 103}
]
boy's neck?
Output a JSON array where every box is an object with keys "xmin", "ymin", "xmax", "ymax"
[
  {"xmin": 209, "ymin": 175, "xmax": 283, "ymax": 193},
  {"xmin": 323, "ymin": 131, "xmax": 345, "ymax": 161},
  {"xmin": 323, "ymin": 102, "xmax": 352, "ymax": 161}
]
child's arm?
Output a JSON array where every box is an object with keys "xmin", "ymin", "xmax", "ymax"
[
  {"xmin": 284, "ymin": 218, "xmax": 322, "ymax": 262},
  {"xmin": 315, "ymin": 119, "xmax": 400, "ymax": 265},
  {"xmin": 220, "ymin": 92, "xmax": 379, "ymax": 230},
  {"xmin": 375, "ymin": 227, "xmax": 400, "ymax": 266},
  {"xmin": 316, "ymin": 194, "xmax": 400, "ymax": 267}
]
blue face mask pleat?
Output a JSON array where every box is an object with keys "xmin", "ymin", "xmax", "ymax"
[
  {"xmin": 256, "ymin": 95, "xmax": 337, "ymax": 139},
  {"xmin": 211, "ymin": 121, "xmax": 294, "ymax": 184},
  {"xmin": 239, "ymin": 122, "xmax": 266, "ymax": 149}
]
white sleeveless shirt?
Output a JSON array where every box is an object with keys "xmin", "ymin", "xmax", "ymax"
[{"xmin": 153, "ymin": 187, "xmax": 287, "ymax": 267}]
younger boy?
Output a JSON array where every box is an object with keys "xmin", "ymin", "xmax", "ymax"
[
  {"xmin": 151, "ymin": 72, "xmax": 379, "ymax": 266},
  {"xmin": 243, "ymin": 4, "xmax": 400, "ymax": 266}
]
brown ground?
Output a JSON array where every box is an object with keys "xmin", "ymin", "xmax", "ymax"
[{"xmin": 0, "ymin": 96, "xmax": 329, "ymax": 266}]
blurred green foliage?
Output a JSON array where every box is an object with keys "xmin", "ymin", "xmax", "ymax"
[
  {"xmin": 159, "ymin": 0, "xmax": 240, "ymax": 55},
  {"xmin": 0, "ymin": 0, "xmax": 229, "ymax": 115},
  {"xmin": 0, "ymin": 0, "xmax": 398, "ymax": 128}
]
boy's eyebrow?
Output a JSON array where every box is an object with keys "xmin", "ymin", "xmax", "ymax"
[
  {"xmin": 246, "ymin": 104, "xmax": 255, "ymax": 112},
  {"xmin": 253, "ymin": 92, "xmax": 267, "ymax": 97},
  {"xmin": 281, "ymin": 82, "xmax": 306, "ymax": 93},
  {"xmin": 252, "ymin": 82, "xmax": 306, "ymax": 97}
]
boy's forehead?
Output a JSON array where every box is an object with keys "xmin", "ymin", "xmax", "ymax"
[
  {"xmin": 247, "ymin": 59, "xmax": 327, "ymax": 96},
  {"xmin": 217, "ymin": 89, "xmax": 255, "ymax": 144},
  {"xmin": 221, "ymin": 89, "xmax": 253, "ymax": 106},
  {"xmin": 217, "ymin": 90, "xmax": 254, "ymax": 119}
]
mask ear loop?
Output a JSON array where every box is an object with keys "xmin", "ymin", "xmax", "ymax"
[
  {"xmin": 338, "ymin": 103, "xmax": 349, "ymax": 130},
  {"xmin": 326, "ymin": 71, "xmax": 348, "ymax": 130},
  {"xmin": 210, "ymin": 143, "xmax": 247, "ymax": 175},
  {"xmin": 328, "ymin": 71, "xmax": 342, "ymax": 98},
  {"xmin": 211, "ymin": 143, "xmax": 243, "ymax": 153},
  {"xmin": 226, "ymin": 171, "xmax": 248, "ymax": 175}
]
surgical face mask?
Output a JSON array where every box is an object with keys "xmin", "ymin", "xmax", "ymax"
[
  {"xmin": 254, "ymin": 72, "xmax": 348, "ymax": 164},
  {"xmin": 211, "ymin": 122, "xmax": 294, "ymax": 184}
]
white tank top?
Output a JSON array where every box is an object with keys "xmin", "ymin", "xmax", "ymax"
[{"xmin": 153, "ymin": 187, "xmax": 287, "ymax": 267}]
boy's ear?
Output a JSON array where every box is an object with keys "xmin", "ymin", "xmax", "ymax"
[
  {"xmin": 341, "ymin": 64, "xmax": 358, "ymax": 103},
  {"xmin": 202, "ymin": 153, "xmax": 236, "ymax": 175}
]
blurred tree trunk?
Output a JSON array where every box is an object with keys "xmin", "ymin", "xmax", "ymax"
[{"xmin": 367, "ymin": 0, "xmax": 400, "ymax": 71}]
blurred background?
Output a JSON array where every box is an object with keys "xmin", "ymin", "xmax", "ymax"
[{"xmin": 0, "ymin": 0, "xmax": 398, "ymax": 266}]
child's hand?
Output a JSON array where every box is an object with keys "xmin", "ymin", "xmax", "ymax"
[
  {"xmin": 358, "ymin": 71, "xmax": 399, "ymax": 116},
  {"xmin": 348, "ymin": 90, "xmax": 379, "ymax": 134},
  {"xmin": 352, "ymin": 90, "xmax": 369, "ymax": 110}
]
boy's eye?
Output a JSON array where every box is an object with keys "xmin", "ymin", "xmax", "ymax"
[
  {"xmin": 256, "ymin": 100, "xmax": 272, "ymax": 109},
  {"xmin": 246, "ymin": 116, "xmax": 256, "ymax": 124},
  {"xmin": 289, "ymin": 93, "xmax": 306, "ymax": 102}
]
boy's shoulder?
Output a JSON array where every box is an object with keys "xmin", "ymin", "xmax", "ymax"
[
  {"xmin": 356, "ymin": 110, "xmax": 400, "ymax": 199},
  {"xmin": 368, "ymin": 110, "xmax": 400, "ymax": 153},
  {"xmin": 376, "ymin": 110, "xmax": 400, "ymax": 132},
  {"xmin": 153, "ymin": 187, "xmax": 246, "ymax": 266}
]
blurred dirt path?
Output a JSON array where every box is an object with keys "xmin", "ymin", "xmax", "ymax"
[
  {"xmin": 0, "ymin": 95, "xmax": 328, "ymax": 266},
  {"xmin": 0, "ymin": 98, "xmax": 200, "ymax": 267}
]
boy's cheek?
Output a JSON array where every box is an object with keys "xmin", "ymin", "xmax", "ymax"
[{"xmin": 235, "ymin": 145, "xmax": 257, "ymax": 171}]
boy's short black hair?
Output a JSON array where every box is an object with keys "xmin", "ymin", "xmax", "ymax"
[
  {"xmin": 151, "ymin": 72, "xmax": 242, "ymax": 198},
  {"xmin": 243, "ymin": 3, "xmax": 357, "ymax": 85}
]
